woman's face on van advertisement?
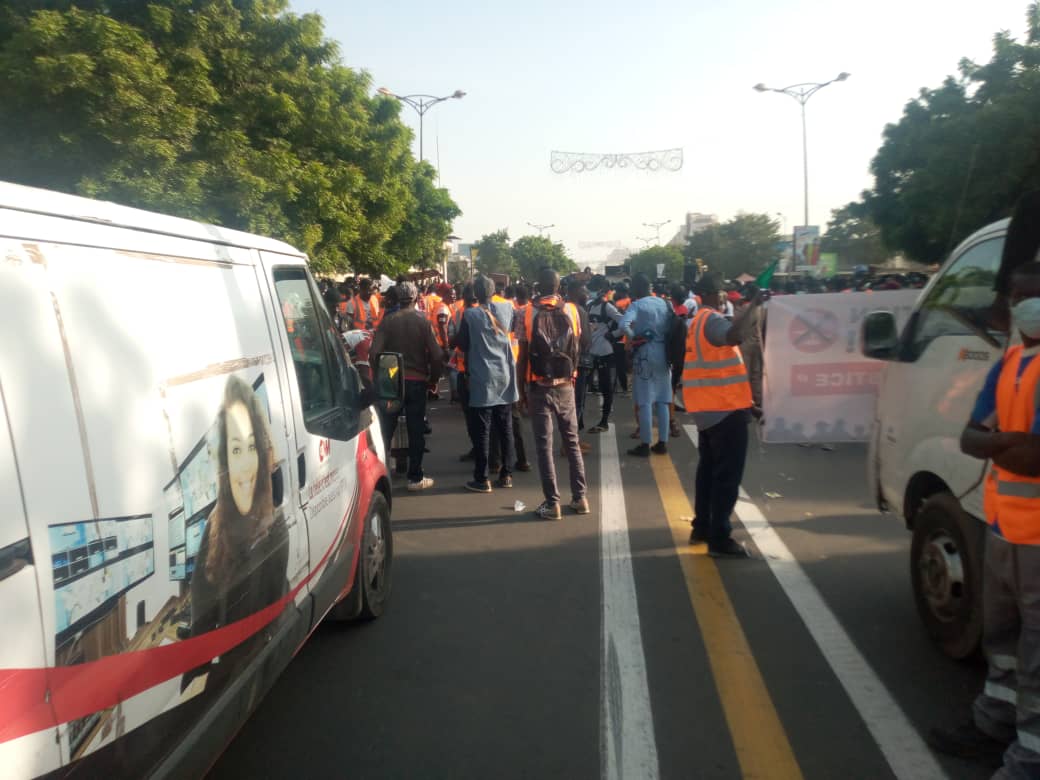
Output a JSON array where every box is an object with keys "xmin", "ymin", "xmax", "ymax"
[{"xmin": 226, "ymin": 401, "xmax": 259, "ymax": 515}]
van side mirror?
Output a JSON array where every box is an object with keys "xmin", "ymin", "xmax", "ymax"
[
  {"xmin": 861, "ymin": 311, "xmax": 899, "ymax": 360},
  {"xmin": 375, "ymin": 353, "xmax": 405, "ymax": 403}
]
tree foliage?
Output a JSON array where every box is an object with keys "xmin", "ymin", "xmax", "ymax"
[
  {"xmin": 865, "ymin": 3, "xmax": 1040, "ymax": 263},
  {"xmin": 627, "ymin": 245, "xmax": 683, "ymax": 281},
  {"xmin": 682, "ymin": 212, "xmax": 780, "ymax": 279},
  {"xmin": 474, "ymin": 229, "xmax": 515, "ymax": 276},
  {"xmin": 0, "ymin": 0, "xmax": 459, "ymax": 275},
  {"xmin": 821, "ymin": 201, "xmax": 888, "ymax": 267},
  {"xmin": 512, "ymin": 235, "xmax": 577, "ymax": 280}
]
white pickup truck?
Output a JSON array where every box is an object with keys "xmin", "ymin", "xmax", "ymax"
[{"xmin": 862, "ymin": 218, "xmax": 1009, "ymax": 659}]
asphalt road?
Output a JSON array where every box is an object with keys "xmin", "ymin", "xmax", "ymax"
[{"xmin": 210, "ymin": 392, "xmax": 990, "ymax": 780}]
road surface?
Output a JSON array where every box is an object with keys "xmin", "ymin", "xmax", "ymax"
[{"xmin": 210, "ymin": 393, "xmax": 988, "ymax": 780}]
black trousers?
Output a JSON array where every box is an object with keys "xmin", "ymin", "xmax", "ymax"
[
  {"xmin": 592, "ymin": 353, "xmax": 615, "ymax": 424},
  {"xmin": 693, "ymin": 410, "xmax": 750, "ymax": 545},
  {"xmin": 613, "ymin": 342, "xmax": 628, "ymax": 391},
  {"xmin": 490, "ymin": 403, "xmax": 527, "ymax": 467},
  {"xmin": 575, "ymin": 365, "xmax": 591, "ymax": 429},
  {"xmin": 379, "ymin": 379, "xmax": 428, "ymax": 482},
  {"xmin": 469, "ymin": 405, "xmax": 514, "ymax": 482}
]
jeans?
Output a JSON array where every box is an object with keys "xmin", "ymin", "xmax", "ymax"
[
  {"xmin": 692, "ymin": 410, "xmax": 749, "ymax": 545},
  {"xmin": 379, "ymin": 379, "xmax": 428, "ymax": 482},
  {"xmin": 592, "ymin": 353, "xmax": 615, "ymax": 424},
  {"xmin": 469, "ymin": 404, "xmax": 514, "ymax": 483},
  {"xmin": 529, "ymin": 382, "xmax": 587, "ymax": 505}
]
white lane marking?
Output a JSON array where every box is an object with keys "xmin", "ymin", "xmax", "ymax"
[
  {"xmin": 683, "ymin": 423, "xmax": 698, "ymax": 448},
  {"xmin": 734, "ymin": 487, "xmax": 948, "ymax": 780},
  {"xmin": 600, "ymin": 424, "xmax": 660, "ymax": 780}
]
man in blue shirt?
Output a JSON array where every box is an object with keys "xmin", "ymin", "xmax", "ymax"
[{"xmin": 454, "ymin": 275, "xmax": 519, "ymax": 493}]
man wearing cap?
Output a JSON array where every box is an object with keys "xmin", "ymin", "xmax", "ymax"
[{"xmin": 371, "ymin": 281, "xmax": 443, "ymax": 491}]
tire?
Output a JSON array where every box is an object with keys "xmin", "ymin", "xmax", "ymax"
[
  {"xmin": 328, "ymin": 492, "xmax": 393, "ymax": 622},
  {"xmin": 910, "ymin": 493, "xmax": 985, "ymax": 660}
]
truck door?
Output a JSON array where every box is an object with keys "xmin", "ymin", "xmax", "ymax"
[
  {"xmin": 259, "ymin": 256, "xmax": 365, "ymax": 623},
  {"xmin": 879, "ymin": 235, "xmax": 1005, "ymax": 515}
]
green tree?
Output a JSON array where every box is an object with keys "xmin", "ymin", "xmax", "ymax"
[
  {"xmin": 387, "ymin": 161, "xmax": 462, "ymax": 270},
  {"xmin": 511, "ymin": 235, "xmax": 577, "ymax": 281},
  {"xmin": 865, "ymin": 3, "xmax": 1040, "ymax": 262},
  {"xmin": 474, "ymin": 229, "xmax": 516, "ymax": 276},
  {"xmin": 821, "ymin": 201, "xmax": 889, "ymax": 267},
  {"xmin": 683, "ymin": 212, "xmax": 780, "ymax": 279},
  {"xmin": 0, "ymin": 0, "xmax": 459, "ymax": 276},
  {"xmin": 627, "ymin": 245, "xmax": 684, "ymax": 281}
]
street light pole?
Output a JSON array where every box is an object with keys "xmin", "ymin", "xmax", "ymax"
[
  {"xmin": 753, "ymin": 73, "xmax": 850, "ymax": 226},
  {"xmin": 527, "ymin": 222, "xmax": 555, "ymax": 237},
  {"xmin": 377, "ymin": 87, "xmax": 466, "ymax": 162},
  {"xmin": 642, "ymin": 219, "xmax": 671, "ymax": 245},
  {"xmin": 636, "ymin": 235, "xmax": 655, "ymax": 248}
]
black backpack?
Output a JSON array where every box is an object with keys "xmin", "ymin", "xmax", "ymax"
[
  {"xmin": 666, "ymin": 309, "xmax": 689, "ymax": 370},
  {"xmin": 530, "ymin": 304, "xmax": 578, "ymax": 380}
]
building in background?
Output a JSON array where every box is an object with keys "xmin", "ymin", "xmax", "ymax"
[{"xmin": 666, "ymin": 212, "xmax": 719, "ymax": 247}]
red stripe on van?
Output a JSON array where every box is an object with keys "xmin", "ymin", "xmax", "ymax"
[{"xmin": 0, "ymin": 490, "xmax": 357, "ymax": 746}]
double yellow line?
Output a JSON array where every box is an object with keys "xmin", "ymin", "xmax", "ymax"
[{"xmin": 649, "ymin": 454, "xmax": 803, "ymax": 780}]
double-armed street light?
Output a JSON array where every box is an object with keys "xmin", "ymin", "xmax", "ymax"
[
  {"xmin": 377, "ymin": 87, "xmax": 466, "ymax": 162},
  {"xmin": 642, "ymin": 219, "xmax": 671, "ymax": 245},
  {"xmin": 753, "ymin": 73, "xmax": 850, "ymax": 227},
  {"xmin": 527, "ymin": 222, "xmax": 555, "ymax": 237}
]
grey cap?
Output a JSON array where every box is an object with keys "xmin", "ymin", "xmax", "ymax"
[{"xmin": 395, "ymin": 281, "xmax": 418, "ymax": 301}]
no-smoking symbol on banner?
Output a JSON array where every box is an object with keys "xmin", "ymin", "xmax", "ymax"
[{"xmin": 788, "ymin": 308, "xmax": 839, "ymax": 353}]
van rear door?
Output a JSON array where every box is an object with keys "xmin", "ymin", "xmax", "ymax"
[
  {"xmin": 259, "ymin": 255, "xmax": 364, "ymax": 623},
  {"xmin": 0, "ymin": 249, "xmax": 65, "ymax": 777}
]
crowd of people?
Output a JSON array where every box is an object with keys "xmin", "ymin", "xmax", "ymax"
[{"xmin": 318, "ymin": 266, "xmax": 767, "ymax": 557}]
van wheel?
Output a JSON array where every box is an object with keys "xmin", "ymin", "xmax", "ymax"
[
  {"xmin": 910, "ymin": 493, "xmax": 984, "ymax": 659},
  {"xmin": 358, "ymin": 493, "xmax": 393, "ymax": 619},
  {"xmin": 328, "ymin": 492, "xmax": 393, "ymax": 622}
]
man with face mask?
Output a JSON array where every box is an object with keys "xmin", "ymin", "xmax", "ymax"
[{"xmin": 929, "ymin": 263, "xmax": 1040, "ymax": 773}]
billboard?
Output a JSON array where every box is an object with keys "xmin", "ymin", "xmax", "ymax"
[{"xmin": 793, "ymin": 226, "xmax": 821, "ymax": 271}]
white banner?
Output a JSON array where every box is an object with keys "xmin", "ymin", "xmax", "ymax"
[{"xmin": 762, "ymin": 291, "xmax": 919, "ymax": 443}]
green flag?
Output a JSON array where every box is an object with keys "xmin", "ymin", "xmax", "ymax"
[{"xmin": 754, "ymin": 258, "xmax": 780, "ymax": 288}]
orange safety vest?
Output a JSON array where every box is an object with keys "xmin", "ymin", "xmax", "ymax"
[
  {"xmin": 429, "ymin": 302, "xmax": 451, "ymax": 348},
  {"xmin": 523, "ymin": 297, "xmax": 581, "ymax": 382},
  {"xmin": 983, "ymin": 345, "xmax": 1040, "ymax": 543},
  {"xmin": 450, "ymin": 303, "xmax": 475, "ymax": 373},
  {"xmin": 491, "ymin": 295, "xmax": 519, "ymax": 362},
  {"xmin": 347, "ymin": 295, "xmax": 381, "ymax": 330},
  {"xmin": 681, "ymin": 308, "xmax": 753, "ymax": 413}
]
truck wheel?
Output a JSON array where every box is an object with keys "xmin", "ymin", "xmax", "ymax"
[
  {"xmin": 328, "ymin": 492, "xmax": 393, "ymax": 622},
  {"xmin": 910, "ymin": 493, "xmax": 984, "ymax": 659}
]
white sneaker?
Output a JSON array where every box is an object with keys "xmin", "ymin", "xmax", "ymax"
[{"xmin": 407, "ymin": 477, "xmax": 434, "ymax": 491}]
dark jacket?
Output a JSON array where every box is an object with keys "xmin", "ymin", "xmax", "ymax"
[{"xmin": 371, "ymin": 306, "xmax": 444, "ymax": 383}]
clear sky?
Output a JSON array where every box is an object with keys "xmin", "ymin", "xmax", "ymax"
[{"xmin": 292, "ymin": 0, "xmax": 1030, "ymax": 267}]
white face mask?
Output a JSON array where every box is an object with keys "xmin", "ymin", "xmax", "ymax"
[{"xmin": 1012, "ymin": 297, "xmax": 1040, "ymax": 340}]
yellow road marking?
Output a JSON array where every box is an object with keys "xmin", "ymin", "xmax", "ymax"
[{"xmin": 649, "ymin": 454, "xmax": 803, "ymax": 780}]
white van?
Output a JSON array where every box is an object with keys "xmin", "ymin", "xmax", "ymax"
[
  {"xmin": 0, "ymin": 181, "xmax": 402, "ymax": 777},
  {"xmin": 862, "ymin": 218, "xmax": 1009, "ymax": 659}
]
